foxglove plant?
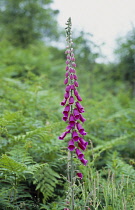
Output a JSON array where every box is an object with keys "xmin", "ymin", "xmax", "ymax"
[{"xmin": 59, "ymin": 17, "xmax": 88, "ymax": 210}]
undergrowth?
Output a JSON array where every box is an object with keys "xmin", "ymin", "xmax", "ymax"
[{"xmin": 0, "ymin": 41, "xmax": 135, "ymax": 209}]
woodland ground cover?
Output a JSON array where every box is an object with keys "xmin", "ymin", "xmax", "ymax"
[{"xmin": 0, "ymin": 39, "xmax": 135, "ymax": 209}]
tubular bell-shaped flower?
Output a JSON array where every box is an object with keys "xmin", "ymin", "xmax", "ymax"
[
  {"xmin": 72, "ymin": 130, "xmax": 79, "ymax": 141},
  {"xmin": 77, "ymin": 172, "xmax": 83, "ymax": 179},
  {"xmin": 63, "ymin": 104, "xmax": 70, "ymax": 117},
  {"xmin": 68, "ymin": 139, "xmax": 75, "ymax": 151},
  {"xmin": 69, "ymin": 114, "xmax": 75, "ymax": 127},
  {"xmin": 73, "ymin": 108, "xmax": 80, "ymax": 120},
  {"xmin": 76, "ymin": 148, "xmax": 84, "ymax": 160}
]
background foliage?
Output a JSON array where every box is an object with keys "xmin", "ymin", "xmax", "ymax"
[{"xmin": 0, "ymin": 0, "xmax": 135, "ymax": 209}]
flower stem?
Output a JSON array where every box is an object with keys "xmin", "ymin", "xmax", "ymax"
[{"xmin": 70, "ymin": 150, "xmax": 74, "ymax": 210}]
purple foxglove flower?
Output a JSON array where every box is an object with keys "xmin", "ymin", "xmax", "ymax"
[
  {"xmin": 79, "ymin": 114, "xmax": 86, "ymax": 123},
  {"xmin": 79, "ymin": 137, "xmax": 88, "ymax": 147},
  {"xmin": 78, "ymin": 142, "xmax": 86, "ymax": 151},
  {"xmin": 76, "ymin": 94, "xmax": 82, "ymax": 101},
  {"xmin": 70, "ymin": 84, "xmax": 75, "ymax": 90},
  {"xmin": 81, "ymin": 158, "xmax": 88, "ymax": 166},
  {"xmin": 69, "ymin": 68, "xmax": 73, "ymax": 73},
  {"xmin": 77, "ymin": 172, "xmax": 83, "ymax": 179},
  {"xmin": 73, "ymin": 109, "xmax": 80, "ymax": 120},
  {"xmin": 62, "ymin": 116, "xmax": 68, "ymax": 121},
  {"xmin": 70, "ymin": 74, "xmax": 74, "ymax": 80},
  {"xmin": 72, "ymin": 69, "xmax": 76, "ymax": 73},
  {"xmin": 68, "ymin": 139, "xmax": 75, "ymax": 151},
  {"xmin": 69, "ymin": 115, "xmax": 75, "ymax": 127},
  {"xmin": 63, "ymin": 105, "xmax": 70, "ymax": 116},
  {"xmin": 61, "ymin": 98, "xmax": 67, "ymax": 106},
  {"xmin": 69, "ymin": 96, "xmax": 74, "ymax": 104},
  {"xmin": 76, "ymin": 102, "xmax": 85, "ymax": 113},
  {"xmin": 72, "ymin": 131, "xmax": 79, "ymax": 141},
  {"xmin": 71, "ymin": 53, "xmax": 74, "ymax": 57},
  {"xmin": 65, "ymin": 66, "xmax": 69, "ymax": 71},
  {"xmin": 73, "ymin": 74, "xmax": 78, "ymax": 80},
  {"xmin": 66, "ymin": 124, "xmax": 73, "ymax": 130},
  {"xmin": 74, "ymin": 89, "xmax": 78, "ymax": 97},
  {"xmin": 65, "ymin": 50, "xmax": 70, "ymax": 54},
  {"xmin": 76, "ymin": 148, "xmax": 84, "ymax": 160},
  {"xmin": 76, "ymin": 122, "xmax": 83, "ymax": 130},
  {"xmin": 65, "ymin": 85, "xmax": 71, "ymax": 92},
  {"xmin": 66, "ymin": 60, "xmax": 70, "ymax": 65},
  {"xmin": 82, "ymin": 131, "xmax": 87, "ymax": 135},
  {"xmin": 72, "ymin": 62, "xmax": 76, "ymax": 67},
  {"xmin": 63, "ymin": 111, "xmax": 68, "ymax": 117},
  {"xmin": 65, "ymin": 72, "xmax": 69, "ymax": 77},
  {"xmin": 76, "ymin": 122, "xmax": 85, "ymax": 135},
  {"xmin": 64, "ymin": 91, "xmax": 70, "ymax": 99},
  {"xmin": 59, "ymin": 131, "xmax": 68, "ymax": 140},
  {"xmin": 71, "ymin": 57, "xmax": 75, "ymax": 61},
  {"xmin": 78, "ymin": 138, "xmax": 88, "ymax": 150},
  {"xmin": 67, "ymin": 55, "xmax": 70, "ymax": 59},
  {"xmin": 64, "ymin": 78, "xmax": 68, "ymax": 85},
  {"xmin": 74, "ymin": 81, "xmax": 79, "ymax": 87}
]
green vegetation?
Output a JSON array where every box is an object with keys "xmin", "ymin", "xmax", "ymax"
[{"xmin": 0, "ymin": 1, "xmax": 135, "ymax": 209}]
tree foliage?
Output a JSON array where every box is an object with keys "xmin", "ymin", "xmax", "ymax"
[
  {"xmin": 114, "ymin": 28, "xmax": 135, "ymax": 96},
  {"xmin": 0, "ymin": 0, "xmax": 59, "ymax": 46}
]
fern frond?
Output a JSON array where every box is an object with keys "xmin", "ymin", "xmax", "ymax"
[
  {"xmin": 0, "ymin": 154, "xmax": 27, "ymax": 173},
  {"xmin": 33, "ymin": 164, "xmax": 60, "ymax": 203}
]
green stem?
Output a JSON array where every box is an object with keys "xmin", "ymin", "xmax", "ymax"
[{"xmin": 71, "ymin": 151, "xmax": 74, "ymax": 210}]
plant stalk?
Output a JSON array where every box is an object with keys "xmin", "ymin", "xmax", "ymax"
[{"xmin": 70, "ymin": 150, "xmax": 74, "ymax": 210}]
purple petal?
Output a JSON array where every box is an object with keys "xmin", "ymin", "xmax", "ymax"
[
  {"xmin": 72, "ymin": 131, "xmax": 79, "ymax": 141},
  {"xmin": 70, "ymin": 74, "xmax": 74, "ymax": 80},
  {"xmin": 76, "ymin": 102, "xmax": 85, "ymax": 113},
  {"xmin": 81, "ymin": 158, "xmax": 88, "ymax": 166},
  {"xmin": 82, "ymin": 131, "xmax": 87, "ymax": 135},
  {"xmin": 68, "ymin": 140, "xmax": 75, "ymax": 151},
  {"xmin": 65, "ymin": 85, "xmax": 71, "ymax": 92},
  {"xmin": 74, "ymin": 81, "xmax": 79, "ymax": 87},
  {"xmin": 64, "ymin": 91, "xmax": 70, "ymax": 99},
  {"xmin": 65, "ymin": 66, "xmax": 69, "ymax": 71},
  {"xmin": 73, "ymin": 109, "xmax": 80, "ymax": 120},
  {"xmin": 63, "ymin": 105, "xmax": 70, "ymax": 115},
  {"xmin": 61, "ymin": 98, "xmax": 67, "ymax": 106},
  {"xmin": 73, "ymin": 74, "xmax": 78, "ymax": 80},
  {"xmin": 77, "ymin": 172, "xmax": 83, "ymax": 179},
  {"xmin": 69, "ymin": 96, "xmax": 74, "ymax": 104},
  {"xmin": 74, "ymin": 89, "xmax": 78, "ymax": 97},
  {"xmin": 66, "ymin": 60, "xmax": 70, "ymax": 65},
  {"xmin": 76, "ymin": 122, "xmax": 85, "ymax": 135},
  {"xmin": 76, "ymin": 94, "xmax": 82, "ymax": 101},
  {"xmin": 69, "ymin": 115, "xmax": 75, "ymax": 127},
  {"xmin": 79, "ymin": 114, "xmax": 86, "ymax": 123},
  {"xmin": 76, "ymin": 148, "xmax": 84, "ymax": 160},
  {"xmin": 62, "ymin": 116, "xmax": 68, "ymax": 121},
  {"xmin": 65, "ymin": 72, "xmax": 69, "ymax": 77},
  {"xmin": 70, "ymin": 84, "xmax": 75, "ymax": 90},
  {"xmin": 64, "ymin": 78, "xmax": 68, "ymax": 85},
  {"xmin": 58, "ymin": 131, "xmax": 68, "ymax": 140}
]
